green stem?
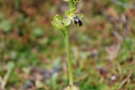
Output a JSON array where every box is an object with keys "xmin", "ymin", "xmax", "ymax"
[
  {"xmin": 69, "ymin": 0, "xmax": 75, "ymax": 8},
  {"xmin": 65, "ymin": 30, "xmax": 73, "ymax": 88},
  {"xmin": 64, "ymin": 1, "xmax": 75, "ymax": 89}
]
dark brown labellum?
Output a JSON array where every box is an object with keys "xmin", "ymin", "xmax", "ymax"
[{"xmin": 73, "ymin": 16, "xmax": 82, "ymax": 27}]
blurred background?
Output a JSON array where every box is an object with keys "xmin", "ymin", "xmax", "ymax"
[{"xmin": 0, "ymin": 0, "xmax": 135, "ymax": 90}]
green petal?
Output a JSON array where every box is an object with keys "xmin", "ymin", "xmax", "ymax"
[
  {"xmin": 65, "ymin": 8, "xmax": 76, "ymax": 17},
  {"xmin": 65, "ymin": 11, "xmax": 69, "ymax": 17},
  {"xmin": 62, "ymin": 18, "xmax": 71, "ymax": 26},
  {"xmin": 69, "ymin": 8, "xmax": 76, "ymax": 14}
]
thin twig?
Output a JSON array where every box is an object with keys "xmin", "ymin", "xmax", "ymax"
[
  {"xmin": 112, "ymin": 0, "xmax": 135, "ymax": 9},
  {"xmin": 0, "ymin": 68, "xmax": 12, "ymax": 90},
  {"xmin": 0, "ymin": 76, "xmax": 2, "ymax": 83},
  {"xmin": 118, "ymin": 70, "xmax": 133, "ymax": 89}
]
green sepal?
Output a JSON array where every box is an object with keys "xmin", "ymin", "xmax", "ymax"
[
  {"xmin": 76, "ymin": 14, "xmax": 83, "ymax": 18},
  {"xmin": 62, "ymin": 18, "xmax": 71, "ymax": 26},
  {"xmin": 53, "ymin": 14, "xmax": 62, "ymax": 21},
  {"xmin": 52, "ymin": 14, "xmax": 65, "ymax": 29},
  {"xmin": 52, "ymin": 21, "xmax": 61, "ymax": 29}
]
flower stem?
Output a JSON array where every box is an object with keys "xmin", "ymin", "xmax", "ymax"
[
  {"xmin": 65, "ymin": 30, "xmax": 73, "ymax": 89},
  {"xmin": 65, "ymin": 1, "xmax": 75, "ymax": 89},
  {"xmin": 69, "ymin": 0, "xmax": 75, "ymax": 8}
]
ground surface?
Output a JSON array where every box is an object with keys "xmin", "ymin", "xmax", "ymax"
[{"xmin": 0, "ymin": 0, "xmax": 135, "ymax": 90}]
